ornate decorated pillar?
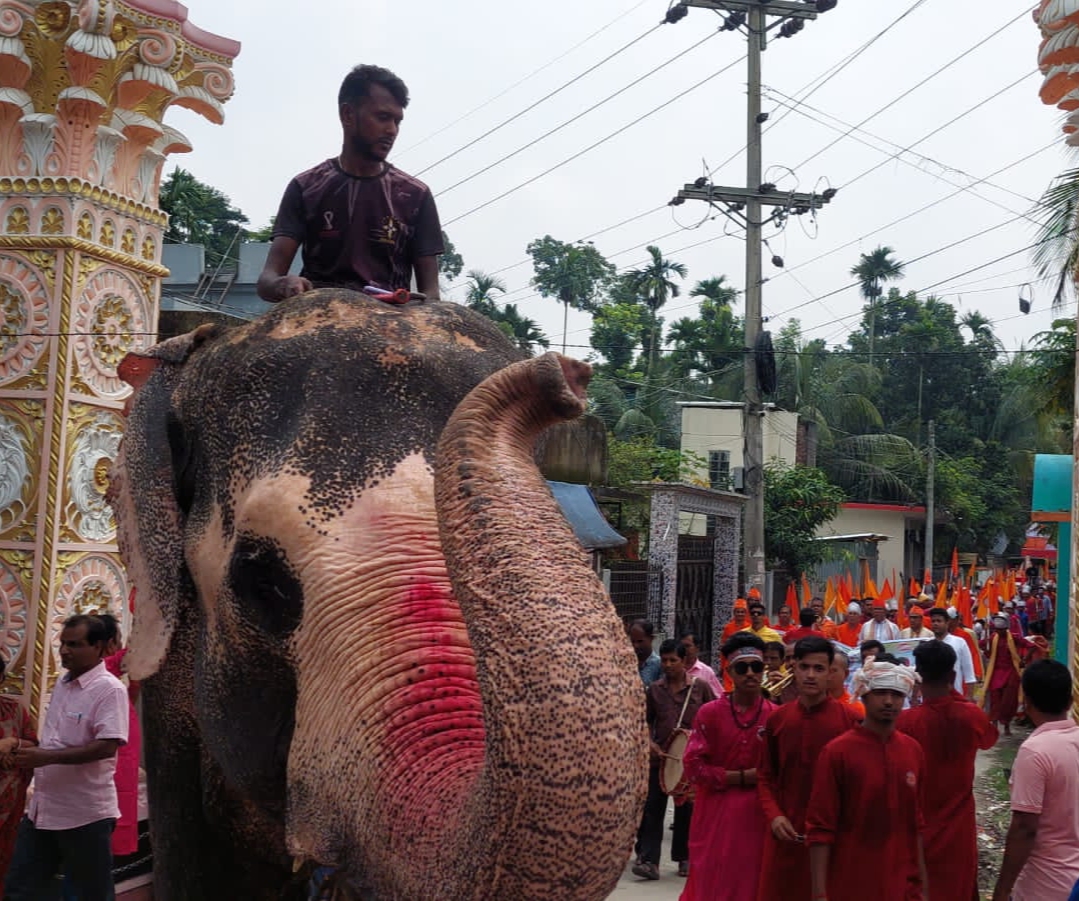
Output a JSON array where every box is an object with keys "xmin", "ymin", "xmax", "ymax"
[
  {"xmin": 1034, "ymin": 0, "xmax": 1079, "ymax": 712},
  {"xmin": 0, "ymin": 0, "xmax": 238, "ymax": 718}
]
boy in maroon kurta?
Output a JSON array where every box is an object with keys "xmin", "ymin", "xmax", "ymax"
[
  {"xmin": 807, "ymin": 661, "xmax": 928, "ymax": 901},
  {"xmin": 897, "ymin": 640, "xmax": 996, "ymax": 901},
  {"xmin": 756, "ymin": 637, "xmax": 859, "ymax": 901}
]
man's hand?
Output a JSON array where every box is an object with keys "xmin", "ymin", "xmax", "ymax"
[
  {"xmin": 771, "ymin": 815, "xmax": 799, "ymax": 841},
  {"xmin": 13, "ymin": 746, "xmax": 54, "ymax": 769},
  {"xmin": 0, "ymin": 737, "xmax": 17, "ymax": 755},
  {"xmin": 649, "ymin": 740, "xmax": 664, "ymax": 762},
  {"xmin": 270, "ymin": 275, "xmax": 313, "ymax": 301}
]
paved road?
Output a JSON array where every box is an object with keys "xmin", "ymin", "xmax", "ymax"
[{"xmin": 608, "ymin": 808, "xmax": 685, "ymax": 900}]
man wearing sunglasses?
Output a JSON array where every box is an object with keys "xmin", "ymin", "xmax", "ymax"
[
  {"xmin": 757, "ymin": 637, "xmax": 860, "ymax": 901},
  {"xmin": 681, "ymin": 633, "xmax": 776, "ymax": 901}
]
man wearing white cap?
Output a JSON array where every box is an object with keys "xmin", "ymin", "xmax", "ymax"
[
  {"xmin": 807, "ymin": 661, "xmax": 928, "ymax": 901},
  {"xmin": 835, "ymin": 604, "xmax": 862, "ymax": 649}
]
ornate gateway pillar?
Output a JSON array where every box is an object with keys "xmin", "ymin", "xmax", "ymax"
[{"xmin": 0, "ymin": 0, "xmax": 238, "ymax": 717}]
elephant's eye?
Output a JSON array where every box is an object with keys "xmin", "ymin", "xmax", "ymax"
[{"xmin": 228, "ymin": 535, "xmax": 304, "ymax": 638}]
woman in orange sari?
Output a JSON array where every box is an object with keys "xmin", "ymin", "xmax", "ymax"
[{"xmin": 0, "ymin": 655, "xmax": 37, "ymax": 883}]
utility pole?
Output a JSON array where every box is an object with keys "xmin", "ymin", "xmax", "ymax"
[
  {"xmin": 925, "ymin": 419, "xmax": 935, "ymax": 588},
  {"xmin": 668, "ymin": 0, "xmax": 837, "ymax": 592}
]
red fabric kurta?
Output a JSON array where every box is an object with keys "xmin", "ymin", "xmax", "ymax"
[
  {"xmin": 680, "ymin": 694, "xmax": 777, "ymax": 901},
  {"xmin": 105, "ymin": 648, "xmax": 142, "ymax": 856},
  {"xmin": 896, "ymin": 691, "xmax": 996, "ymax": 901},
  {"xmin": 980, "ymin": 632, "xmax": 1030, "ymax": 726},
  {"xmin": 0, "ymin": 696, "xmax": 36, "ymax": 880},
  {"xmin": 756, "ymin": 697, "xmax": 860, "ymax": 900},
  {"xmin": 806, "ymin": 727, "xmax": 926, "ymax": 901}
]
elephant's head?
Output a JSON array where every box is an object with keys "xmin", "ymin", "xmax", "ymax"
[{"xmin": 109, "ymin": 292, "xmax": 647, "ymax": 900}]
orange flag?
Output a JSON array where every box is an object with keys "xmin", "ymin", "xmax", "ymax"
[
  {"xmin": 950, "ymin": 546, "xmax": 960, "ymax": 580},
  {"xmin": 861, "ymin": 561, "xmax": 878, "ymax": 601},
  {"xmin": 923, "ymin": 568, "xmax": 932, "ymax": 590},
  {"xmin": 824, "ymin": 577, "xmax": 838, "ymax": 618},
  {"xmin": 879, "ymin": 578, "xmax": 895, "ymax": 602},
  {"xmin": 897, "ymin": 595, "xmax": 910, "ymax": 630},
  {"xmin": 966, "ymin": 558, "xmax": 977, "ymax": 588},
  {"xmin": 801, "ymin": 573, "xmax": 813, "ymax": 611},
  {"xmin": 909, "ymin": 576, "xmax": 920, "ymax": 599},
  {"xmin": 959, "ymin": 586, "xmax": 973, "ymax": 627},
  {"xmin": 845, "ymin": 571, "xmax": 856, "ymax": 602},
  {"xmin": 838, "ymin": 575, "xmax": 851, "ymax": 606},
  {"xmin": 785, "ymin": 581, "xmax": 798, "ymax": 612}
]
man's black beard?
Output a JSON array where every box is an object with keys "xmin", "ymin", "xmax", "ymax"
[{"xmin": 350, "ymin": 135, "xmax": 384, "ymax": 162}]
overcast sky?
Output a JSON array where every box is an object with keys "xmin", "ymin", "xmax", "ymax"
[{"xmin": 170, "ymin": 0, "xmax": 1067, "ymax": 357}]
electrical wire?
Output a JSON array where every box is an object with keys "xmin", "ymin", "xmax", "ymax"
[
  {"xmin": 443, "ymin": 55, "xmax": 747, "ymax": 226},
  {"xmin": 396, "ymin": 0, "xmax": 654, "ymax": 157},
  {"xmin": 440, "ymin": 28, "xmax": 722, "ymax": 196},
  {"xmin": 416, "ymin": 20, "xmax": 667, "ymax": 177}
]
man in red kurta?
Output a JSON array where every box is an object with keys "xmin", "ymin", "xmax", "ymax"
[
  {"xmin": 980, "ymin": 613, "xmax": 1033, "ymax": 736},
  {"xmin": 897, "ymin": 639, "xmax": 996, "ymax": 901},
  {"xmin": 756, "ymin": 637, "xmax": 859, "ymax": 901},
  {"xmin": 806, "ymin": 660, "xmax": 928, "ymax": 901}
]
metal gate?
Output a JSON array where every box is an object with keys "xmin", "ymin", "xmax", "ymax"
[{"xmin": 676, "ymin": 537, "xmax": 715, "ymax": 662}]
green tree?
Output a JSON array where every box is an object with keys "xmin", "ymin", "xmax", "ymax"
[
  {"xmin": 624, "ymin": 245, "xmax": 688, "ymax": 379},
  {"xmin": 667, "ymin": 276, "xmax": 742, "ymax": 390},
  {"xmin": 497, "ymin": 303, "xmax": 549, "ymax": 355},
  {"xmin": 440, "ymin": 231, "xmax": 464, "ymax": 281},
  {"xmin": 850, "ymin": 245, "xmax": 905, "ymax": 360},
  {"xmin": 763, "ymin": 464, "xmax": 846, "ymax": 575},
  {"xmin": 527, "ymin": 236, "xmax": 615, "ymax": 353},
  {"xmin": 159, "ymin": 168, "xmax": 249, "ymax": 264},
  {"xmin": 463, "ymin": 269, "xmax": 506, "ymax": 317}
]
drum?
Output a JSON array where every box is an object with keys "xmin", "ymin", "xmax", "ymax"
[{"xmin": 659, "ymin": 728, "xmax": 693, "ymax": 800}]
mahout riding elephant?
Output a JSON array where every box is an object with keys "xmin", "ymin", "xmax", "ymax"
[{"xmin": 107, "ymin": 290, "xmax": 648, "ymax": 900}]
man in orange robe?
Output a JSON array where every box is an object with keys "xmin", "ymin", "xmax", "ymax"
[
  {"xmin": 834, "ymin": 603, "xmax": 863, "ymax": 648},
  {"xmin": 757, "ymin": 637, "xmax": 860, "ymax": 900},
  {"xmin": 898, "ymin": 639, "xmax": 997, "ymax": 901}
]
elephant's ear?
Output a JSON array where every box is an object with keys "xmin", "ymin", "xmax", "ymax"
[{"xmin": 110, "ymin": 324, "xmax": 219, "ymax": 680}]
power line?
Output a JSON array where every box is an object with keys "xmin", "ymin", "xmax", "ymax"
[
  {"xmin": 443, "ymin": 55, "xmax": 746, "ymax": 227},
  {"xmin": 790, "ymin": 7, "xmax": 1031, "ymax": 174},
  {"xmin": 396, "ymin": 0, "xmax": 654, "ymax": 158},
  {"xmin": 416, "ymin": 20, "xmax": 667, "ymax": 177},
  {"xmin": 440, "ymin": 28, "xmax": 722, "ymax": 196}
]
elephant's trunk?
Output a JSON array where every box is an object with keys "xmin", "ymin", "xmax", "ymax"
[{"xmin": 431, "ymin": 353, "xmax": 648, "ymax": 899}]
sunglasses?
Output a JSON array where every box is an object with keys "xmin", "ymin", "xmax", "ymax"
[{"xmin": 732, "ymin": 660, "xmax": 765, "ymax": 675}]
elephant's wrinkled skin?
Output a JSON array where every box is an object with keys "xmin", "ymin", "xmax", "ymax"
[{"xmin": 107, "ymin": 291, "xmax": 648, "ymax": 900}]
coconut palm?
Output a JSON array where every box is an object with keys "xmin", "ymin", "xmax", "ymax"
[
  {"xmin": 497, "ymin": 303, "xmax": 549, "ymax": 355},
  {"xmin": 624, "ymin": 246, "xmax": 687, "ymax": 379},
  {"xmin": 1034, "ymin": 165, "xmax": 1079, "ymax": 308},
  {"xmin": 850, "ymin": 246, "xmax": 905, "ymax": 359},
  {"xmin": 463, "ymin": 269, "xmax": 507, "ymax": 318}
]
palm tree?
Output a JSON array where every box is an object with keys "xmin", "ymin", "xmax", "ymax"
[
  {"xmin": 850, "ymin": 246, "xmax": 905, "ymax": 360},
  {"xmin": 960, "ymin": 310, "xmax": 1004, "ymax": 355},
  {"xmin": 1034, "ymin": 165, "xmax": 1079, "ymax": 308},
  {"xmin": 690, "ymin": 276, "xmax": 739, "ymax": 309},
  {"xmin": 463, "ymin": 269, "xmax": 506, "ymax": 318},
  {"xmin": 498, "ymin": 303, "xmax": 549, "ymax": 355},
  {"xmin": 625, "ymin": 246, "xmax": 687, "ymax": 380}
]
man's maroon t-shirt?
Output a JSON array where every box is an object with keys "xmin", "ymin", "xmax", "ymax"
[{"xmin": 272, "ymin": 159, "xmax": 444, "ymax": 292}]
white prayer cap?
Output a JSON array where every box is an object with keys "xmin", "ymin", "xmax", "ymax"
[
  {"xmin": 852, "ymin": 660, "xmax": 920, "ymax": 699},
  {"xmin": 946, "ymin": 606, "xmax": 959, "ymax": 620},
  {"xmin": 847, "ymin": 602, "xmax": 862, "ymax": 615}
]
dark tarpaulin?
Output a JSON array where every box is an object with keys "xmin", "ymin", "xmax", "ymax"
[{"xmin": 547, "ymin": 480, "xmax": 626, "ymax": 551}]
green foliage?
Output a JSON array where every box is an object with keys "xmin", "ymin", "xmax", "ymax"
[
  {"xmin": 159, "ymin": 168, "xmax": 248, "ymax": 264},
  {"xmin": 606, "ymin": 435, "xmax": 706, "ymax": 487},
  {"xmin": 462, "ymin": 269, "xmax": 548, "ymax": 354},
  {"xmin": 763, "ymin": 464, "xmax": 846, "ymax": 576},
  {"xmin": 590, "ymin": 298, "xmax": 645, "ymax": 375},
  {"xmin": 1033, "ymin": 166, "xmax": 1079, "ymax": 307},
  {"xmin": 439, "ymin": 231, "xmax": 464, "ymax": 281}
]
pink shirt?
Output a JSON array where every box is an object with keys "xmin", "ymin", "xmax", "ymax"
[
  {"xmin": 685, "ymin": 660, "xmax": 722, "ymax": 697},
  {"xmin": 29, "ymin": 661, "xmax": 129, "ymax": 830},
  {"xmin": 1009, "ymin": 719, "xmax": 1079, "ymax": 901}
]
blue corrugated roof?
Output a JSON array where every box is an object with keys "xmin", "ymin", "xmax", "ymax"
[{"xmin": 547, "ymin": 481, "xmax": 627, "ymax": 550}]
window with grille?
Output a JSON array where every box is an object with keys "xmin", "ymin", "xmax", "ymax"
[{"xmin": 708, "ymin": 450, "xmax": 731, "ymax": 490}]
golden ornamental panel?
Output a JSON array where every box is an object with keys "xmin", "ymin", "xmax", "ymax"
[
  {"xmin": 0, "ymin": 552, "xmax": 30, "ymax": 684},
  {"xmin": 76, "ymin": 211, "xmax": 94, "ymax": 240},
  {"xmin": 71, "ymin": 265, "xmax": 151, "ymax": 397},
  {"xmin": 48, "ymin": 552, "xmax": 127, "ymax": 676},
  {"xmin": 5, "ymin": 207, "xmax": 30, "ymax": 235},
  {"xmin": 39, "ymin": 206, "xmax": 65, "ymax": 236},
  {"xmin": 61, "ymin": 405, "xmax": 123, "ymax": 543},
  {"xmin": 100, "ymin": 219, "xmax": 116, "ymax": 248},
  {"xmin": 0, "ymin": 253, "xmax": 51, "ymax": 386},
  {"xmin": 0, "ymin": 400, "xmax": 43, "ymax": 540}
]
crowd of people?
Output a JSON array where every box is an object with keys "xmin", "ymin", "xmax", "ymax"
[{"xmin": 629, "ymin": 580, "xmax": 1079, "ymax": 901}]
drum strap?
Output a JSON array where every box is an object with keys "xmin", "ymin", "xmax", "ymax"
[{"xmin": 673, "ymin": 677, "xmax": 697, "ymax": 732}]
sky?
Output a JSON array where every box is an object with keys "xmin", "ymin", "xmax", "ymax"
[{"xmin": 167, "ymin": 0, "xmax": 1071, "ymax": 359}]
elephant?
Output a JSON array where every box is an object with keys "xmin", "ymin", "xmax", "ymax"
[{"xmin": 107, "ymin": 290, "xmax": 648, "ymax": 900}]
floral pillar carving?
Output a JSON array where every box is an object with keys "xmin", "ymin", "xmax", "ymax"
[{"xmin": 0, "ymin": 0, "xmax": 238, "ymax": 718}]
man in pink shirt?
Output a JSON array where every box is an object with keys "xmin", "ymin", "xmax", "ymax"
[
  {"xmin": 992, "ymin": 660, "xmax": 1079, "ymax": 901},
  {"xmin": 5, "ymin": 614, "xmax": 129, "ymax": 901},
  {"xmin": 680, "ymin": 632, "xmax": 722, "ymax": 697}
]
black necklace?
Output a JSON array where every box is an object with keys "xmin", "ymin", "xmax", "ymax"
[{"xmin": 730, "ymin": 694, "xmax": 765, "ymax": 730}]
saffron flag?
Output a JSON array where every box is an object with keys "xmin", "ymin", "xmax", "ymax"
[
  {"xmin": 801, "ymin": 572, "xmax": 813, "ymax": 610},
  {"xmin": 950, "ymin": 546, "xmax": 960, "ymax": 580},
  {"xmin": 824, "ymin": 577, "xmax": 838, "ymax": 618},
  {"xmin": 909, "ymin": 576, "xmax": 920, "ymax": 599},
  {"xmin": 785, "ymin": 581, "xmax": 798, "ymax": 612}
]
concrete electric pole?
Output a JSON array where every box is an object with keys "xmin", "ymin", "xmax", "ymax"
[{"xmin": 668, "ymin": 0, "xmax": 837, "ymax": 593}]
